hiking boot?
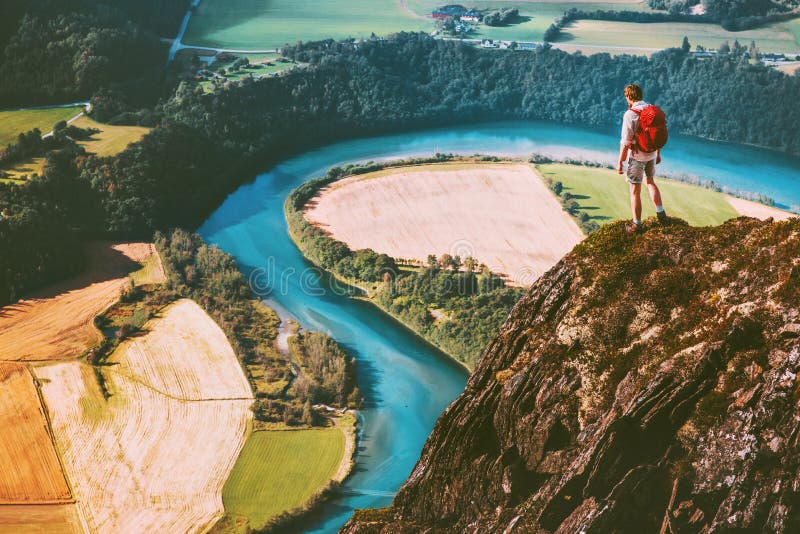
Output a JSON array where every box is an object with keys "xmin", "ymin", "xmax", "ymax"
[
  {"xmin": 657, "ymin": 210, "xmax": 669, "ymax": 225},
  {"xmin": 625, "ymin": 221, "xmax": 642, "ymax": 234}
]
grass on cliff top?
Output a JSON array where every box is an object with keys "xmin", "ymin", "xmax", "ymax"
[
  {"xmin": 220, "ymin": 427, "xmax": 345, "ymax": 531},
  {"xmin": 538, "ymin": 163, "xmax": 741, "ymax": 227}
]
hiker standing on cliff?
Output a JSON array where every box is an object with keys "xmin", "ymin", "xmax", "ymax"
[{"xmin": 617, "ymin": 83, "xmax": 669, "ymax": 233}]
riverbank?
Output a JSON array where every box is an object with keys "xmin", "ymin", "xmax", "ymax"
[
  {"xmin": 215, "ymin": 412, "xmax": 358, "ymax": 534},
  {"xmin": 285, "ymin": 156, "xmax": 529, "ymax": 369}
]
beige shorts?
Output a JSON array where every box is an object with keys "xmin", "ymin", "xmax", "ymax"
[{"xmin": 626, "ymin": 158, "xmax": 655, "ymax": 184}]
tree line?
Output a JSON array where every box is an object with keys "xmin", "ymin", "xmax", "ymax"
[
  {"xmin": 0, "ymin": 0, "xmax": 188, "ymax": 107},
  {"xmin": 4, "ymin": 33, "xmax": 800, "ymax": 304}
]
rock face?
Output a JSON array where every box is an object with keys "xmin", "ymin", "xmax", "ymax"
[{"xmin": 342, "ymin": 218, "xmax": 800, "ymax": 533}]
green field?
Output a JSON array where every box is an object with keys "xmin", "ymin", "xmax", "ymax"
[
  {"xmin": 183, "ymin": 0, "xmax": 799, "ymax": 54},
  {"xmin": 184, "ymin": 0, "xmax": 430, "ymax": 50},
  {"xmin": 559, "ymin": 18, "xmax": 800, "ymax": 53},
  {"xmin": 538, "ymin": 163, "xmax": 741, "ymax": 226},
  {"xmin": 221, "ymin": 427, "xmax": 345, "ymax": 530},
  {"xmin": 0, "ymin": 106, "xmax": 83, "ymax": 146},
  {"xmin": 71, "ymin": 115, "xmax": 150, "ymax": 157},
  {"xmin": 410, "ymin": 0, "xmax": 651, "ymax": 42}
]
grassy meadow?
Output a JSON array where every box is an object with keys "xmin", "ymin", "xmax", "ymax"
[
  {"xmin": 0, "ymin": 106, "xmax": 83, "ymax": 146},
  {"xmin": 183, "ymin": 0, "xmax": 429, "ymax": 50},
  {"xmin": 71, "ymin": 115, "xmax": 150, "ymax": 157},
  {"xmin": 410, "ymin": 0, "xmax": 651, "ymax": 42},
  {"xmin": 537, "ymin": 163, "xmax": 741, "ymax": 226},
  {"xmin": 221, "ymin": 427, "xmax": 346, "ymax": 531},
  {"xmin": 1, "ymin": 157, "xmax": 46, "ymax": 183},
  {"xmin": 558, "ymin": 18, "xmax": 800, "ymax": 53},
  {"xmin": 181, "ymin": 0, "xmax": 799, "ymax": 55}
]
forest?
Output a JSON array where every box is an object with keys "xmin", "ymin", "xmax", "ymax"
[
  {"xmin": 0, "ymin": 0, "xmax": 187, "ymax": 107},
  {"xmin": 4, "ymin": 32, "xmax": 800, "ymax": 305}
]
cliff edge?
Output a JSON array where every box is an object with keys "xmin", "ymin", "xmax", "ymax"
[{"xmin": 343, "ymin": 217, "xmax": 800, "ymax": 533}]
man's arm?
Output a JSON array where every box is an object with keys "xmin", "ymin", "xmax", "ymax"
[
  {"xmin": 618, "ymin": 110, "xmax": 634, "ymax": 174},
  {"xmin": 617, "ymin": 144, "xmax": 629, "ymax": 174},
  {"xmin": 656, "ymin": 148, "xmax": 662, "ymax": 164}
]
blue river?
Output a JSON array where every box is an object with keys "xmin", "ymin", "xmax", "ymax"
[{"xmin": 198, "ymin": 120, "xmax": 800, "ymax": 533}]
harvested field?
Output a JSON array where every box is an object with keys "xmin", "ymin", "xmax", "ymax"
[
  {"xmin": 0, "ymin": 363, "xmax": 71, "ymax": 504},
  {"xmin": 35, "ymin": 299, "xmax": 253, "ymax": 533},
  {"xmin": 110, "ymin": 299, "xmax": 252, "ymax": 401},
  {"xmin": 304, "ymin": 162, "xmax": 584, "ymax": 286},
  {"xmin": 726, "ymin": 196, "xmax": 795, "ymax": 221},
  {"xmin": 0, "ymin": 242, "xmax": 164, "ymax": 361},
  {"xmin": 0, "ymin": 504, "xmax": 83, "ymax": 534}
]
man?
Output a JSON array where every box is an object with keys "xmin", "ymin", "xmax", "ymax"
[{"xmin": 617, "ymin": 83, "xmax": 668, "ymax": 233}]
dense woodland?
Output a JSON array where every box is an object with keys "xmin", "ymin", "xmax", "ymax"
[
  {"xmin": 4, "ymin": 33, "xmax": 800, "ymax": 304},
  {"xmin": 0, "ymin": 0, "xmax": 187, "ymax": 106}
]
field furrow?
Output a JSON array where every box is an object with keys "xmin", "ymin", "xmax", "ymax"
[
  {"xmin": 0, "ymin": 363, "xmax": 71, "ymax": 504},
  {"xmin": 0, "ymin": 243, "xmax": 164, "ymax": 362},
  {"xmin": 109, "ymin": 299, "xmax": 252, "ymax": 400},
  {"xmin": 34, "ymin": 298, "xmax": 254, "ymax": 533}
]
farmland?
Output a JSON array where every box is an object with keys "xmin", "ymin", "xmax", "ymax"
[
  {"xmin": 181, "ymin": 0, "xmax": 800, "ymax": 57},
  {"xmin": 35, "ymin": 299, "xmax": 254, "ymax": 533},
  {"xmin": 0, "ymin": 363, "xmax": 71, "ymax": 504},
  {"xmin": 108, "ymin": 299, "xmax": 252, "ymax": 401},
  {"xmin": 557, "ymin": 18, "xmax": 800, "ymax": 53},
  {"xmin": 0, "ymin": 106, "xmax": 82, "ymax": 146},
  {"xmin": 0, "ymin": 242, "xmax": 164, "ymax": 362},
  {"xmin": 183, "ymin": 0, "xmax": 649, "ymax": 49},
  {"xmin": 0, "ymin": 505, "xmax": 84, "ymax": 533},
  {"xmin": 70, "ymin": 115, "xmax": 150, "ymax": 157},
  {"xmin": 536, "ymin": 163, "xmax": 791, "ymax": 226},
  {"xmin": 183, "ymin": 0, "xmax": 429, "ymax": 50},
  {"xmin": 304, "ymin": 162, "xmax": 583, "ymax": 286},
  {"xmin": 221, "ymin": 424, "xmax": 350, "ymax": 531}
]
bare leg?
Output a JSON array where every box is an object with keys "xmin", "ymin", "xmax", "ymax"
[
  {"xmin": 645, "ymin": 177, "xmax": 663, "ymax": 209},
  {"xmin": 629, "ymin": 183, "xmax": 642, "ymax": 222}
]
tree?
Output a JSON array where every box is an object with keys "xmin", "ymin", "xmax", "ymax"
[
  {"xmin": 719, "ymin": 41, "xmax": 731, "ymax": 54},
  {"xmin": 682, "ymin": 36, "xmax": 691, "ymax": 53},
  {"xmin": 438, "ymin": 253, "xmax": 453, "ymax": 270},
  {"xmin": 464, "ymin": 256, "xmax": 479, "ymax": 272},
  {"xmin": 427, "ymin": 254, "xmax": 438, "ymax": 269},
  {"xmin": 302, "ymin": 399, "xmax": 314, "ymax": 426}
]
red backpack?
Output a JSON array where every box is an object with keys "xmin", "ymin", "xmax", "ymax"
[{"xmin": 631, "ymin": 105, "xmax": 668, "ymax": 153}]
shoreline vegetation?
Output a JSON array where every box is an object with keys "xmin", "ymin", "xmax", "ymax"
[{"xmin": 286, "ymin": 155, "xmax": 529, "ymax": 369}]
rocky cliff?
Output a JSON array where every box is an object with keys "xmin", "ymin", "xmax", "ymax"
[{"xmin": 343, "ymin": 217, "xmax": 800, "ymax": 533}]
